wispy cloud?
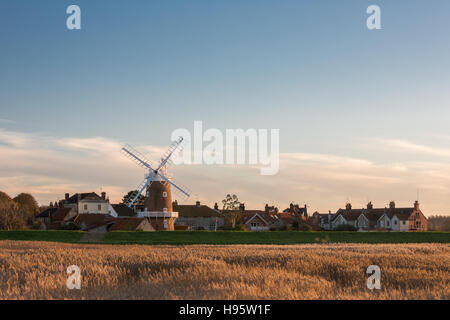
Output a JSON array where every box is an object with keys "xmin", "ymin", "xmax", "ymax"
[
  {"xmin": 0, "ymin": 129, "xmax": 449, "ymax": 215},
  {"xmin": 371, "ymin": 138, "xmax": 450, "ymax": 158},
  {"xmin": 0, "ymin": 119, "xmax": 15, "ymax": 124}
]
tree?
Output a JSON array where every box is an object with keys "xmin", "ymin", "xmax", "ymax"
[
  {"xmin": 428, "ymin": 215, "xmax": 450, "ymax": 231},
  {"xmin": 222, "ymin": 194, "xmax": 241, "ymax": 229},
  {"xmin": 122, "ymin": 190, "xmax": 146, "ymax": 206},
  {"xmin": 13, "ymin": 193, "xmax": 39, "ymax": 223},
  {"xmin": 0, "ymin": 191, "xmax": 26, "ymax": 230}
]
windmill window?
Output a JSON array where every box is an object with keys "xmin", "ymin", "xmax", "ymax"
[{"xmin": 162, "ymin": 192, "xmax": 167, "ymax": 198}]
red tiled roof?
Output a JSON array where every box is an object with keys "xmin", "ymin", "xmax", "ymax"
[
  {"xmin": 66, "ymin": 192, "xmax": 106, "ymax": 204},
  {"xmin": 109, "ymin": 218, "xmax": 147, "ymax": 231},
  {"xmin": 36, "ymin": 207, "xmax": 59, "ymax": 218},
  {"xmin": 333, "ymin": 207, "xmax": 415, "ymax": 223},
  {"xmin": 240, "ymin": 211, "xmax": 280, "ymax": 225},
  {"xmin": 174, "ymin": 204, "xmax": 221, "ymax": 217},
  {"xmin": 52, "ymin": 208, "xmax": 74, "ymax": 222},
  {"xmin": 73, "ymin": 214, "xmax": 114, "ymax": 230},
  {"xmin": 111, "ymin": 203, "xmax": 135, "ymax": 217},
  {"xmin": 277, "ymin": 212, "xmax": 298, "ymax": 224}
]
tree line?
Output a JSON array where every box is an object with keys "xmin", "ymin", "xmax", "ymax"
[
  {"xmin": 0, "ymin": 191, "xmax": 39, "ymax": 230},
  {"xmin": 427, "ymin": 215, "xmax": 450, "ymax": 231}
]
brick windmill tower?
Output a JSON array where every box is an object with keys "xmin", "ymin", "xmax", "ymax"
[{"xmin": 121, "ymin": 137, "xmax": 190, "ymax": 230}]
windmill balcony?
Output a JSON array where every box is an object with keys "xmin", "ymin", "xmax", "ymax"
[{"xmin": 136, "ymin": 210, "xmax": 179, "ymax": 218}]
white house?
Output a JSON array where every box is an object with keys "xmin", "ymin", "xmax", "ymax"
[
  {"xmin": 61, "ymin": 192, "xmax": 110, "ymax": 215},
  {"xmin": 315, "ymin": 201, "xmax": 428, "ymax": 232}
]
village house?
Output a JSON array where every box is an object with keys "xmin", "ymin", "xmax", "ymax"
[
  {"xmin": 311, "ymin": 211, "xmax": 335, "ymax": 230},
  {"xmin": 72, "ymin": 212, "xmax": 154, "ymax": 232},
  {"xmin": 60, "ymin": 192, "xmax": 110, "ymax": 215},
  {"xmin": 174, "ymin": 201, "xmax": 224, "ymax": 230},
  {"xmin": 240, "ymin": 210, "xmax": 278, "ymax": 231},
  {"xmin": 109, "ymin": 203, "xmax": 135, "ymax": 218},
  {"xmin": 108, "ymin": 217, "xmax": 154, "ymax": 231},
  {"xmin": 312, "ymin": 201, "xmax": 428, "ymax": 231},
  {"xmin": 35, "ymin": 207, "xmax": 59, "ymax": 225},
  {"xmin": 235, "ymin": 203, "xmax": 309, "ymax": 231},
  {"xmin": 35, "ymin": 206, "xmax": 77, "ymax": 229},
  {"xmin": 72, "ymin": 214, "xmax": 115, "ymax": 232}
]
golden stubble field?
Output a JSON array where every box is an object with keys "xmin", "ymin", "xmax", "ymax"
[{"xmin": 0, "ymin": 241, "xmax": 448, "ymax": 300}]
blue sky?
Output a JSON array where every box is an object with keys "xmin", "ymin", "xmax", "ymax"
[{"xmin": 1, "ymin": 1, "xmax": 450, "ymax": 213}]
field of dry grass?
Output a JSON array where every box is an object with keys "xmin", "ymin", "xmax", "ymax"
[{"xmin": 0, "ymin": 241, "xmax": 448, "ymax": 300}]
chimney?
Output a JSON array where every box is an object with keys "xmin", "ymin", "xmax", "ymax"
[
  {"xmin": 389, "ymin": 201, "xmax": 395, "ymax": 209},
  {"xmin": 346, "ymin": 203, "xmax": 352, "ymax": 211},
  {"xmin": 196, "ymin": 201, "xmax": 200, "ymax": 207},
  {"xmin": 239, "ymin": 203, "xmax": 245, "ymax": 211},
  {"xmin": 65, "ymin": 193, "xmax": 69, "ymax": 201},
  {"xmin": 101, "ymin": 192, "xmax": 106, "ymax": 200},
  {"xmin": 367, "ymin": 201, "xmax": 373, "ymax": 210},
  {"xmin": 214, "ymin": 202, "xmax": 219, "ymax": 211},
  {"xmin": 414, "ymin": 200, "xmax": 420, "ymax": 211},
  {"xmin": 265, "ymin": 204, "xmax": 269, "ymax": 212},
  {"xmin": 328, "ymin": 210, "xmax": 331, "ymax": 223}
]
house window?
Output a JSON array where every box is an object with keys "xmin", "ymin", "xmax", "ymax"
[
  {"xmin": 84, "ymin": 204, "xmax": 88, "ymax": 211},
  {"xmin": 162, "ymin": 192, "xmax": 167, "ymax": 198},
  {"xmin": 403, "ymin": 221, "xmax": 406, "ymax": 225},
  {"xmin": 98, "ymin": 204, "xmax": 101, "ymax": 211},
  {"xmin": 394, "ymin": 220, "xmax": 397, "ymax": 225}
]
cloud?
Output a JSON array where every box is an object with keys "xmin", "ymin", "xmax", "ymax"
[
  {"xmin": 0, "ymin": 119, "xmax": 15, "ymax": 124},
  {"xmin": 0, "ymin": 129, "xmax": 29, "ymax": 147},
  {"xmin": 0, "ymin": 129, "xmax": 449, "ymax": 215},
  {"xmin": 371, "ymin": 138, "xmax": 450, "ymax": 158}
]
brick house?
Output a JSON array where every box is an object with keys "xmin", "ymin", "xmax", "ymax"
[
  {"xmin": 35, "ymin": 207, "xmax": 77, "ymax": 229},
  {"xmin": 73, "ymin": 214, "xmax": 115, "ymax": 232},
  {"xmin": 110, "ymin": 203, "xmax": 135, "ymax": 217},
  {"xmin": 313, "ymin": 201, "xmax": 428, "ymax": 231},
  {"xmin": 174, "ymin": 201, "xmax": 224, "ymax": 230},
  {"xmin": 109, "ymin": 217, "xmax": 154, "ymax": 231}
]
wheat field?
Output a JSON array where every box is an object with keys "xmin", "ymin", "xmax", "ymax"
[{"xmin": 0, "ymin": 241, "xmax": 448, "ymax": 300}]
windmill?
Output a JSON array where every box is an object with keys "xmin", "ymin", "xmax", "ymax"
[{"xmin": 121, "ymin": 137, "xmax": 191, "ymax": 230}]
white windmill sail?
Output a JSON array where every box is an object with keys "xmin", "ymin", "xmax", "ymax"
[{"xmin": 121, "ymin": 137, "xmax": 191, "ymax": 208}]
